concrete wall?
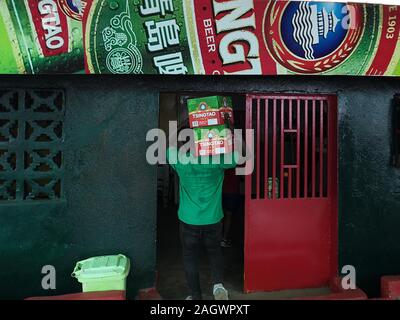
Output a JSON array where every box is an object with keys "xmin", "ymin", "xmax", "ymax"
[
  {"xmin": 0, "ymin": 75, "xmax": 399, "ymax": 298},
  {"xmin": 0, "ymin": 76, "xmax": 158, "ymax": 299}
]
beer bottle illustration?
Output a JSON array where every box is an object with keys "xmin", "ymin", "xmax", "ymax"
[
  {"xmin": 83, "ymin": 0, "xmax": 196, "ymax": 74},
  {"xmin": 0, "ymin": 0, "xmax": 84, "ymax": 74}
]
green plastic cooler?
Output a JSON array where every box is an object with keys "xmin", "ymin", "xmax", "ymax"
[{"xmin": 71, "ymin": 254, "xmax": 130, "ymax": 292}]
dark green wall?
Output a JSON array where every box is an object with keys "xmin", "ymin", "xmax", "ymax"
[
  {"xmin": 0, "ymin": 75, "xmax": 399, "ymax": 298},
  {"xmin": 0, "ymin": 76, "xmax": 158, "ymax": 299}
]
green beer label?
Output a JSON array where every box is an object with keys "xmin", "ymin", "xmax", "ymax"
[
  {"xmin": 84, "ymin": 0, "xmax": 194, "ymax": 74},
  {"xmin": 0, "ymin": 0, "xmax": 84, "ymax": 74}
]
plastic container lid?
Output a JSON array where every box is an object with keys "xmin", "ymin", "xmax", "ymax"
[{"xmin": 71, "ymin": 254, "xmax": 130, "ymax": 280}]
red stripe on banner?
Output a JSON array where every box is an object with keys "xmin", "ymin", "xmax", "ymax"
[
  {"xmin": 27, "ymin": 0, "xmax": 69, "ymax": 57},
  {"xmin": 83, "ymin": 0, "xmax": 94, "ymax": 74},
  {"xmin": 254, "ymin": 0, "xmax": 277, "ymax": 75}
]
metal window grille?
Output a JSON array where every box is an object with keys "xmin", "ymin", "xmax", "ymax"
[{"xmin": 247, "ymin": 95, "xmax": 334, "ymax": 200}]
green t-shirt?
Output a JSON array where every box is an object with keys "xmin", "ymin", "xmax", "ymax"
[{"xmin": 167, "ymin": 147, "xmax": 238, "ymax": 225}]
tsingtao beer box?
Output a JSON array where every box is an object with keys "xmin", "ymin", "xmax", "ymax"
[
  {"xmin": 187, "ymin": 96, "xmax": 234, "ymax": 128},
  {"xmin": 194, "ymin": 125, "xmax": 233, "ymax": 157}
]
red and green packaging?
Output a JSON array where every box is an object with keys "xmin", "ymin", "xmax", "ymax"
[
  {"xmin": 187, "ymin": 96, "xmax": 233, "ymax": 128},
  {"xmin": 194, "ymin": 125, "xmax": 233, "ymax": 157}
]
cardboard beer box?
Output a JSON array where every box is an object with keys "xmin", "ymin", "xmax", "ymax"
[
  {"xmin": 194, "ymin": 125, "xmax": 233, "ymax": 157},
  {"xmin": 188, "ymin": 96, "xmax": 234, "ymax": 128}
]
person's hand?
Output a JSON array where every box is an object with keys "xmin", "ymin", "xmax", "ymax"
[{"xmin": 224, "ymin": 112, "xmax": 233, "ymax": 131}]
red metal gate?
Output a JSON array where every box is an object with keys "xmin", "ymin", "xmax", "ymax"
[{"xmin": 244, "ymin": 94, "xmax": 338, "ymax": 293}]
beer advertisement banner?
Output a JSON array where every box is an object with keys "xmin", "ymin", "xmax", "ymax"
[
  {"xmin": 1, "ymin": 1, "xmax": 400, "ymax": 76},
  {"xmin": 0, "ymin": 0, "xmax": 85, "ymax": 73}
]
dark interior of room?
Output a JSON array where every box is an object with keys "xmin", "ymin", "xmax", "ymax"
[{"xmin": 156, "ymin": 93, "xmax": 245, "ymax": 299}]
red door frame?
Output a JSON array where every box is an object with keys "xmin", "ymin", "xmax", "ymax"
[{"xmin": 244, "ymin": 93, "xmax": 338, "ymax": 293}]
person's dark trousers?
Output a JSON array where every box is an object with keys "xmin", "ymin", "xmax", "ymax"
[{"xmin": 179, "ymin": 221, "xmax": 223, "ymax": 300}]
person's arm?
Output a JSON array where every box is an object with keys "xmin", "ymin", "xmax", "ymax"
[
  {"xmin": 220, "ymin": 118, "xmax": 238, "ymax": 169},
  {"xmin": 225, "ymin": 113, "xmax": 247, "ymax": 155},
  {"xmin": 220, "ymin": 150, "xmax": 238, "ymax": 169}
]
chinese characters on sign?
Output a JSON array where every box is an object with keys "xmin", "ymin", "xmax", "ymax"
[{"xmin": 141, "ymin": 0, "xmax": 188, "ymax": 74}]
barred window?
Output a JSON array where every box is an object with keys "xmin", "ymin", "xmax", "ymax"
[{"xmin": 0, "ymin": 89, "xmax": 64, "ymax": 201}]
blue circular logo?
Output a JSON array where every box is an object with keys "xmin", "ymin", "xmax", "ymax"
[
  {"xmin": 281, "ymin": 2, "xmax": 349, "ymax": 60},
  {"xmin": 67, "ymin": 0, "xmax": 80, "ymax": 13},
  {"xmin": 59, "ymin": 0, "xmax": 83, "ymax": 20}
]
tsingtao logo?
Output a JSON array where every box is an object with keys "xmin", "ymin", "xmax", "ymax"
[
  {"xmin": 264, "ymin": 1, "xmax": 365, "ymax": 73},
  {"xmin": 199, "ymin": 102, "xmax": 207, "ymax": 111}
]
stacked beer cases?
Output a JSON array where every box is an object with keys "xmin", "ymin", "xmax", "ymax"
[{"xmin": 187, "ymin": 96, "xmax": 234, "ymax": 156}]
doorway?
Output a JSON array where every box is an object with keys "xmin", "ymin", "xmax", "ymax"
[
  {"xmin": 156, "ymin": 92, "xmax": 246, "ymax": 299},
  {"xmin": 155, "ymin": 92, "xmax": 338, "ymax": 298},
  {"xmin": 244, "ymin": 94, "xmax": 338, "ymax": 293}
]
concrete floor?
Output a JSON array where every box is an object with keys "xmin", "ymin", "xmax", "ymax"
[{"xmin": 156, "ymin": 204, "xmax": 331, "ymax": 300}]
